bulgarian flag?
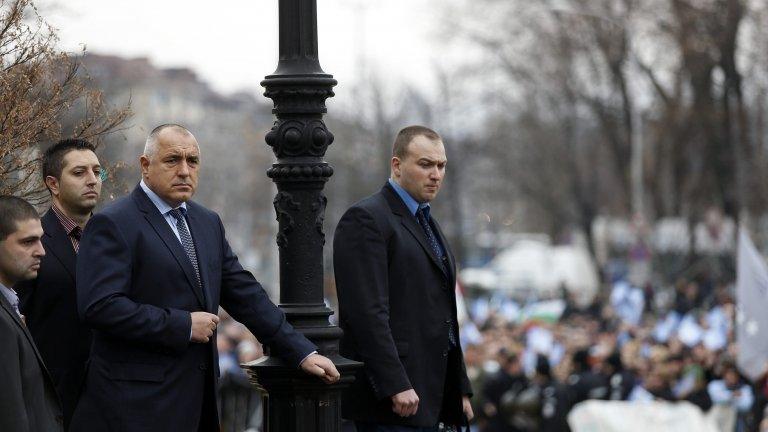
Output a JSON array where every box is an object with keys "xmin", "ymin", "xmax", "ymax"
[{"xmin": 520, "ymin": 299, "xmax": 565, "ymax": 324}]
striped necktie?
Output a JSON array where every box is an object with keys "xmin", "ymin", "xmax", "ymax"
[{"xmin": 168, "ymin": 208, "xmax": 201, "ymax": 288}]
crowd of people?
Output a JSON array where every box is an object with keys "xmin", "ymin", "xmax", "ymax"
[{"xmin": 458, "ymin": 275, "xmax": 766, "ymax": 432}]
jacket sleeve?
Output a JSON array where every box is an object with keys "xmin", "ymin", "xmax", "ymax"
[
  {"xmin": 334, "ymin": 206, "xmax": 411, "ymax": 399},
  {"xmin": 76, "ymin": 214, "xmax": 191, "ymax": 354},
  {"xmin": 215, "ymin": 215, "xmax": 316, "ymax": 367}
]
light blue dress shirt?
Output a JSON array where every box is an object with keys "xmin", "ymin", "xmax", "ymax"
[
  {"xmin": 139, "ymin": 180, "xmax": 191, "ymax": 243},
  {"xmin": 388, "ymin": 179, "xmax": 443, "ymax": 256},
  {"xmin": 388, "ymin": 178, "xmax": 431, "ymax": 217}
]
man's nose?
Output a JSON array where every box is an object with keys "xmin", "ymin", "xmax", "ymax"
[
  {"xmin": 34, "ymin": 241, "xmax": 45, "ymax": 257},
  {"xmin": 178, "ymin": 161, "xmax": 190, "ymax": 176},
  {"xmin": 430, "ymin": 166, "xmax": 442, "ymax": 179},
  {"xmin": 85, "ymin": 170, "xmax": 98, "ymax": 185}
]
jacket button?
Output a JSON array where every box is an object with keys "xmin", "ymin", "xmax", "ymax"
[
  {"xmin": 442, "ymin": 350, "xmax": 449, "ymax": 358},
  {"xmin": 198, "ymin": 363, "xmax": 207, "ymax": 371}
]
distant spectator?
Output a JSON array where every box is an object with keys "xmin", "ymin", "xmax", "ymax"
[{"xmin": 708, "ymin": 362, "xmax": 753, "ymax": 432}]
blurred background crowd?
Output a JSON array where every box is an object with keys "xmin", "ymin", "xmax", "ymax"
[{"xmin": 459, "ymin": 276, "xmax": 755, "ymax": 431}]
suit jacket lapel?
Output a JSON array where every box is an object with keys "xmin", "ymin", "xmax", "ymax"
[
  {"xmin": 186, "ymin": 208, "xmax": 213, "ymax": 312},
  {"xmin": 431, "ymin": 217, "xmax": 455, "ymax": 284},
  {"xmin": 132, "ymin": 187, "xmax": 206, "ymax": 309},
  {"xmin": 41, "ymin": 210, "xmax": 76, "ymax": 281},
  {"xmin": 381, "ymin": 184, "xmax": 448, "ymax": 277}
]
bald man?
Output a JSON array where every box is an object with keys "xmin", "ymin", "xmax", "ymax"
[{"xmin": 71, "ymin": 124, "xmax": 339, "ymax": 432}]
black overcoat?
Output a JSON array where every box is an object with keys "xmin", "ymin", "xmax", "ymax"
[
  {"xmin": 17, "ymin": 209, "xmax": 92, "ymax": 429},
  {"xmin": 334, "ymin": 183, "xmax": 472, "ymax": 427}
]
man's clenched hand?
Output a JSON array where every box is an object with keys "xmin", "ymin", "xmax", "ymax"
[
  {"xmin": 190, "ymin": 312, "xmax": 219, "ymax": 343},
  {"xmin": 299, "ymin": 353, "xmax": 340, "ymax": 384},
  {"xmin": 391, "ymin": 389, "xmax": 419, "ymax": 417}
]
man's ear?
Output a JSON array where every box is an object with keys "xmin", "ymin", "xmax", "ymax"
[
  {"xmin": 391, "ymin": 157, "xmax": 401, "ymax": 178},
  {"xmin": 139, "ymin": 155, "xmax": 150, "ymax": 178},
  {"xmin": 45, "ymin": 176, "xmax": 60, "ymax": 197}
]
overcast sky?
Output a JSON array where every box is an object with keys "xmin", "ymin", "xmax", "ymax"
[{"xmin": 45, "ymin": 0, "xmax": 448, "ymax": 102}]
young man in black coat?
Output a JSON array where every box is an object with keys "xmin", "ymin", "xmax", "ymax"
[
  {"xmin": 17, "ymin": 139, "xmax": 103, "ymax": 429},
  {"xmin": 334, "ymin": 125, "xmax": 473, "ymax": 431}
]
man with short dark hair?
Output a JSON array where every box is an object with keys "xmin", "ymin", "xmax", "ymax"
[
  {"xmin": 16, "ymin": 138, "xmax": 103, "ymax": 429},
  {"xmin": 0, "ymin": 195, "xmax": 63, "ymax": 432},
  {"xmin": 71, "ymin": 124, "xmax": 339, "ymax": 432},
  {"xmin": 334, "ymin": 125, "xmax": 473, "ymax": 431}
]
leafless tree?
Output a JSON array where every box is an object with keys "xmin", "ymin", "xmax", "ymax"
[{"xmin": 0, "ymin": 0, "xmax": 130, "ymax": 204}]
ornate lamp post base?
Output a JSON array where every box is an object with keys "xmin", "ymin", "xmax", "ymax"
[
  {"xmin": 246, "ymin": 354, "xmax": 360, "ymax": 431},
  {"xmin": 245, "ymin": 305, "xmax": 360, "ymax": 431}
]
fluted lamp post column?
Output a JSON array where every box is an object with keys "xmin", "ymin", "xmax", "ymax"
[{"xmin": 242, "ymin": 0, "xmax": 361, "ymax": 431}]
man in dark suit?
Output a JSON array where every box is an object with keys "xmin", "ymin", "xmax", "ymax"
[
  {"xmin": 70, "ymin": 124, "xmax": 339, "ymax": 432},
  {"xmin": 17, "ymin": 138, "xmax": 102, "ymax": 429},
  {"xmin": 0, "ymin": 195, "xmax": 63, "ymax": 432},
  {"xmin": 334, "ymin": 125, "xmax": 473, "ymax": 431}
]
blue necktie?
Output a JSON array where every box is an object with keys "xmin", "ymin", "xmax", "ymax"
[
  {"xmin": 415, "ymin": 207, "xmax": 458, "ymax": 348},
  {"xmin": 416, "ymin": 207, "xmax": 445, "ymax": 268},
  {"xmin": 168, "ymin": 208, "xmax": 201, "ymax": 289}
]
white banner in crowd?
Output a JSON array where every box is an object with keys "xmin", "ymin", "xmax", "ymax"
[
  {"xmin": 736, "ymin": 228, "xmax": 768, "ymax": 381},
  {"xmin": 568, "ymin": 401, "xmax": 733, "ymax": 432}
]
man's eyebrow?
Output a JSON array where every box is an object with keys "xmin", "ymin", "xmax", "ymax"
[{"xmin": 18, "ymin": 235, "xmax": 41, "ymax": 242}]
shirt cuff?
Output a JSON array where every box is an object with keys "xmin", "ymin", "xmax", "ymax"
[{"xmin": 299, "ymin": 351, "xmax": 318, "ymax": 367}]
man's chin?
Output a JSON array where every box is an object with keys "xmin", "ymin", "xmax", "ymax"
[
  {"xmin": 80, "ymin": 198, "xmax": 99, "ymax": 209},
  {"xmin": 422, "ymin": 192, "xmax": 438, "ymax": 202},
  {"xmin": 75, "ymin": 201, "xmax": 99, "ymax": 214},
  {"xmin": 169, "ymin": 192, "xmax": 193, "ymax": 204}
]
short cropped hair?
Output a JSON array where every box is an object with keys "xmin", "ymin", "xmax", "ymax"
[
  {"xmin": 42, "ymin": 138, "xmax": 96, "ymax": 183},
  {"xmin": 144, "ymin": 124, "xmax": 193, "ymax": 158},
  {"xmin": 0, "ymin": 196, "xmax": 39, "ymax": 241},
  {"xmin": 392, "ymin": 125, "xmax": 441, "ymax": 159}
]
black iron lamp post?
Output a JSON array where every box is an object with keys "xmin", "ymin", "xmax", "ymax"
[{"xmin": 242, "ymin": 0, "xmax": 361, "ymax": 430}]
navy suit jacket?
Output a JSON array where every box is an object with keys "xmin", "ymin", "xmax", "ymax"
[
  {"xmin": 17, "ymin": 209, "xmax": 92, "ymax": 429},
  {"xmin": 70, "ymin": 185, "xmax": 315, "ymax": 432}
]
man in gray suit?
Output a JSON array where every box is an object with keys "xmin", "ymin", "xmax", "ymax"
[{"xmin": 0, "ymin": 195, "xmax": 63, "ymax": 431}]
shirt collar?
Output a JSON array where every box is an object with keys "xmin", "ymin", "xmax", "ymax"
[
  {"xmin": 0, "ymin": 282, "xmax": 18, "ymax": 309},
  {"xmin": 388, "ymin": 178, "xmax": 430, "ymax": 217},
  {"xmin": 140, "ymin": 179, "xmax": 187, "ymax": 215},
  {"xmin": 51, "ymin": 203, "xmax": 81, "ymax": 235}
]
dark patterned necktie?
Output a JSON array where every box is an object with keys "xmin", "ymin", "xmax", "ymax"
[
  {"xmin": 168, "ymin": 208, "xmax": 201, "ymax": 288},
  {"xmin": 415, "ymin": 207, "xmax": 458, "ymax": 348},
  {"xmin": 71, "ymin": 226, "xmax": 82, "ymax": 253},
  {"xmin": 416, "ymin": 207, "xmax": 445, "ymax": 265}
]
